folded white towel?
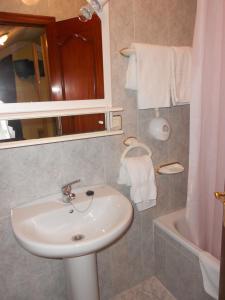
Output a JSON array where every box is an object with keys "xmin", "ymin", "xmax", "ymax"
[
  {"xmin": 125, "ymin": 43, "xmax": 171, "ymax": 109},
  {"xmin": 199, "ymin": 251, "xmax": 220, "ymax": 299},
  {"xmin": 117, "ymin": 155, "xmax": 157, "ymax": 210},
  {"xmin": 171, "ymin": 47, "xmax": 192, "ymax": 105}
]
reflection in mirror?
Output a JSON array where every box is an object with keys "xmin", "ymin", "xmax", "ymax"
[
  {"xmin": 55, "ymin": 14, "xmax": 104, "ymax": 101},
  {"xmin": 0, "ymin": 12, "xmax": 104, "ymax": 104},
  {"xmin": 0, "ymin": 114, "xmax": 106, "ymax": 142},
  {"xmin": 0, "ymin": 25, "xmax": 50, "ymax": 103}
]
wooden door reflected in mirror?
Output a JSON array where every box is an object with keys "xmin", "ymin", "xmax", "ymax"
[{"xmin": 53, "ymin": 14, "xmax": 105, "ymax": 134}]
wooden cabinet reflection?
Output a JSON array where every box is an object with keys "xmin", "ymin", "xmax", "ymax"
[{"xmin": 0, "ymin": 114, "xmax": 106, "ymax": 142}]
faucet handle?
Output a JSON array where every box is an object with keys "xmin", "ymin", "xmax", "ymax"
[
  {"xmin": 62, "ymin": 179, "xmax": 81, "ymax": 195},
  {"xmin": 67, "ymin": 179, "xmax": 81, "ymax": 186}
]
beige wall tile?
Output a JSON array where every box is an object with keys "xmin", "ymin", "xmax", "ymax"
[
  {"xmin": 134, "ymin": 0, "xmax": 170, "ymax": 45},
  {"xmin": 168, "ymin": 0, "xmax": 197, "ymax": 45}
]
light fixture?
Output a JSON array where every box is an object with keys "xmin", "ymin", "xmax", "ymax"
[
  {"xmin": 79, "ymin": 0, "xmax": 109, "ymax": 22},
  {"xmin": 0, "ymin": 33, "xmax": 8, "ymax": 46},
  {"xmin": 21, "ymin": 0, "xmax": 40, "ymax": 5}
]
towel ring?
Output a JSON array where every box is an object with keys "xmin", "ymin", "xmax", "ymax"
[{"xmin": 121, "ymin": 142, "xmax": 152, "ymax": 163}]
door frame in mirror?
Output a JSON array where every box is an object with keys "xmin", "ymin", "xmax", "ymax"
[{"xmin": 0, "ymin": 5, "xmax": 112, "ymax": 121}]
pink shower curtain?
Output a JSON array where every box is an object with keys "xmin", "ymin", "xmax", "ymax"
[{"xmin": 186, "ymin": 0, "xmax": 225, "ymax": 259}]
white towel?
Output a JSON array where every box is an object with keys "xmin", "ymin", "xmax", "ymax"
[
  {"xmin": 199, "ymin": 251, "xmax": 220, "ymax": 299},
  {"xmin": 125, "ymin": 53, "xmax": 137, "ymax": 90},
  {"xmin": 0, "ymin": 120, "xmax": 15, "ymax": 139},
  {"xmin": 171, "ymin": 47, "xmax": 192, "ymax": 105},
  {"xmin": 0, "ymin": 101, "xmax": 15, "ymax": 140},
  {"xmin": 117, "ymin": 155, "xmax": 157, "ymax": 210},
  {"xmin": 125, "ymin": 43, "xmax": 171, "ymax": 109}
]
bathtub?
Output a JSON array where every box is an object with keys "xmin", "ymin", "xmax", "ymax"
[{"xmin": 154, "ymin": 209, "xmax": 219, "ymax": 300}]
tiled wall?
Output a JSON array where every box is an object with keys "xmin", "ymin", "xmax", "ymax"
[
  {"xmin": 0, "ymin": 1, "xmax": 196, "ymax": 299},
  {"xmin": 154, "ymin": 224, "xmax": 214, "ymax": 300}
]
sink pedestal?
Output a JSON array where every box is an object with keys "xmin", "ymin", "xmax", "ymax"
[{"xmin": 64, "ymin": 254, "xmax": 99, "ymax": 300}]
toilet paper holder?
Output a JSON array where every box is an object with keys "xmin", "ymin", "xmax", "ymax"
[{"xmin": 148, "ymin": 108, "xmax": 171, "ymax": 141}]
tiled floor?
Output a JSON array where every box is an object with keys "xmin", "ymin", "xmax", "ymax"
[{"xmin": 110, "ymin": 276, "xmax": 176, "ymax": 300}]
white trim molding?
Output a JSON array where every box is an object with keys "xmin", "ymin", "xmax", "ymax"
[{"xmin": 0, "ymin": 105, "xmax": 123, "ymax": 120}]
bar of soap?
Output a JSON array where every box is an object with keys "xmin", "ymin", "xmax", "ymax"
[{"xmin": 158, "ymin": 163, "xmax": 184, "ymax": 175}]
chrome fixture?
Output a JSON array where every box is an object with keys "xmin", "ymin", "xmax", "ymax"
[
  {"xmin": 79, "ymin": 0, "xmax": 109, "ymax": 22},
  {"xmin": 62, "ymin": 179, "xmax": 81, "ymax": 203}
]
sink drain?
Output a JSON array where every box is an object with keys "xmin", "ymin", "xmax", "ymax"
[{"xmin": 72, "ymin": 234, "xmax": 85, "ymax": 241}]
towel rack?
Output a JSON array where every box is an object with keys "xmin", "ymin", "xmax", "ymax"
[
  {"xmin": 121, "ymin": 137, "xmax": 152, "ymax": 162},
  {"xmin": 120, "ymin": 47, "xmax": 135, "ymax": 57}
]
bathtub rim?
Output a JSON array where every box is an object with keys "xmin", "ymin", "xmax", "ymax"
[{"xmin": 154, "ymin": 208, "xmax": 203, "ymax": 257}]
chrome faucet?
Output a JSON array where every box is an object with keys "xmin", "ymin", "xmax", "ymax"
[{"xmin": 62, "ymin": 179, "xmax": 81, "ymax": 203}]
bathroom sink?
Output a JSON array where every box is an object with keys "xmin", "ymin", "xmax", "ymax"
[{"xmin": 11, "ymin": 185, "xmax": 133, "ymax": 258}]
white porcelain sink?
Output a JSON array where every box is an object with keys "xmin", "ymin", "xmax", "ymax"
[
  {"xmin": 11, "ymin": 185, "xmax": 133, "ymax": 258},
  {"xmin": 12, "ymin": 185, "xmax": 133, "ymax": 300}
]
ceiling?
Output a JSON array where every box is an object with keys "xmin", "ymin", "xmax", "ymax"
[{"xmin": 0, "ymin": 25, "xmax": 44, "ymax": 49}]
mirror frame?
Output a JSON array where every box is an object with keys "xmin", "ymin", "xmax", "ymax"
[{"xmin": 0, "ymin": 4, "xmax": 112, "ymax": 121}]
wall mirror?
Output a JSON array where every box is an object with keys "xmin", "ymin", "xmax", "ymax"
[
  {"xmin": 0, "ymin": 6, "xmax": 122, "ymax": 148},
  {"xmin": 0, "ymin": 114, "xmax": 106, "ymax": 142}
]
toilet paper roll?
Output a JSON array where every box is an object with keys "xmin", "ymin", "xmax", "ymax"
[{"xmin": 148, "ymin": 117, "xmax": 171, "ymax": 141}]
